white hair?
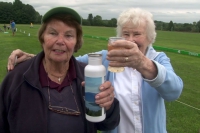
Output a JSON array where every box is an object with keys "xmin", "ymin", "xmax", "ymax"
[{"xmin": 116, "ymin": 8, "xmax": 157, "ymax": 44}]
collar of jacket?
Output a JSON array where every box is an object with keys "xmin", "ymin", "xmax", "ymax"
[{"xmin": 23, "ymin": 51, "xmax": 86, "ymax": 89}]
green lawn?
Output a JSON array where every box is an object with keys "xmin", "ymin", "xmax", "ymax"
[{"xmin": 0, "ymin": 24, "xmax": 200, "ymax": 132}]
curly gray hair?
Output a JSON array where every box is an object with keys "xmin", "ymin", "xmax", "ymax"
[{"xmin": 116, "ymin": 8, "xmax": 157, "ymax": 44}]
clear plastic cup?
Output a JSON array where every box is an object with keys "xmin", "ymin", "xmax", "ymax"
[{"xmin": 107, "ymin": 37, "xmax": 125, "ymax": 73}]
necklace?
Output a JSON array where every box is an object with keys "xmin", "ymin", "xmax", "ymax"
[
  {"xmin": 43, "ymin": 59, "xmax": 68, "ymax": 83},
  {"xmin": 48, "ymin": 73, "xmax": 64, "ymax": 83}
]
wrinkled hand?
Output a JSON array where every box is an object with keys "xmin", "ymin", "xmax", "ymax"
[
  {"xmin": 82, "ymin": 81, "xmax": 114, "ymax": 111},
  {"xmin": 95, "ymin": 81, "xmax": 114, "ymax": 110},
  {"xmin": 107, "ymin": 40, "xmax": 158, "ymax": 79},
  {"xmin": 106, "ymin": 40, "xmax": 145, "ymax": 70},
  {"xmin": 7, "ymin": 49, "xmax": 35, "ymax": 71}
]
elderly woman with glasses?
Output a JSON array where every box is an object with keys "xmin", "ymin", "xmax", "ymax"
[{"xmin": 0, "ymin": 7, "xmax": 119, "ymax": 133}]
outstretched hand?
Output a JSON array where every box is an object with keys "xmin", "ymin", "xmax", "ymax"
[
  {"xmin": 106, "ymin": 40, "xmax": 158, "ymax": 79},
  {"xmin": 106, "ymin": 40, "xmax": 145, "ymax": 69}
]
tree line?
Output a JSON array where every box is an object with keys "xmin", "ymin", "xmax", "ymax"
[
  {"xmin": 155, "ymin": 20, "xmax": 200, "ymax": 32},
  {"xmin": 0, "ymin": 0, "xmax": 41, "ymax": 24},
  {"xmin": 1, "ymin": 0, "xmax": 200, "ymax": 32},
  {"xmin": 84, "ymin": 14, "xmax": 200, "ymax": 32}
]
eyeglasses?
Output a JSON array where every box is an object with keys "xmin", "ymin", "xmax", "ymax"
[{"xmin": 48, "ymin": 83, "xmax": 80, "ymax": 116}]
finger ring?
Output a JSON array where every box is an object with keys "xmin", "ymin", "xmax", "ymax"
[{"xmin": 125, "ymin": 57, "xmax": 129, "ymax": 62}]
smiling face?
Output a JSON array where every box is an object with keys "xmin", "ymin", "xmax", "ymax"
[
  {"xmin": 42, "ymin": 19, "xmax": 77, "ymax": 63},
  {"xmin": 122, "ymin": 22, "xmax": 151, "ymax": 54}
]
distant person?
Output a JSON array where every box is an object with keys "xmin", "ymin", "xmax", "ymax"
[
  {"xmin": 3, "ymin": 24, "xmax": 6, "ymax": 32},
  {"xmin": 10, "ymin": 20, "xmax": 16, "ymax": 36},
  {"xmin": 7, "ymin": 24, "xmax": 10, "ymax": 30},
  {"xmin": 30, "ymin": 22, "xmax": 33, "ymax": 28},
  {"xmin": 7, "ymin": 21, "xmax": 12, "ymax": 30}
]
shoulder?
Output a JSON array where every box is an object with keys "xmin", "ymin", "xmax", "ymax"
[
  {"xmin": 6, "ymin": 52, "xmax": 42, "ymax": 83},
  {"xmin": 72, "ymin": 57, "xmax": 86, "ymax": 81},
  {"xmin": 1, "ymin": 53, "xmax": 42, "ymax": 93},
  {"xmin": 76, "ymin": 61, "xmax": 87, "ymax": 68},
  {"xmin": 8, "ymin": 60, "xmax": 31, "ymax": 75},
  {"xmin": 154, "ymin": 52, "xmax": 170, "ymax": 62},
  {"xmin": 4, "ymin": 58, "xmax": 33, "ymax": 83},
  {"xmin": 14, "ymin": 58, "xmax": 34, "ymax": 72},
  {"xmin": 0, "ymin": 61, "xmax": 30, "ymax": 94},
  {"xmin": 72, "ymin": 56, "xmax": 86, "ymax": 73}
]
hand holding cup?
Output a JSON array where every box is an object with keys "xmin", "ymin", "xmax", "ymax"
[{"xmin": 107, "ymin": 37, "xmax": 125, "ymax": 73}]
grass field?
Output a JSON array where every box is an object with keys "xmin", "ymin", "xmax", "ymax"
[{"xmin": 0, "ymin": 24, "xmax": 200, "ymax": 133}]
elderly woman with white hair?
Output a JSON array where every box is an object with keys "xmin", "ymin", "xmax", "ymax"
[
  {"xmin": 103, "ymin": 8, "xmax": 183, "ymax": 133},
  {"xmin": 7, "ymin": 8, "xmax": 183, "ymax": 133}
]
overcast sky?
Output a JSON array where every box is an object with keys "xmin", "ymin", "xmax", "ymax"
[{"xmin": 3, "ymin": 0, "xmax": 200, "ymax": 23}]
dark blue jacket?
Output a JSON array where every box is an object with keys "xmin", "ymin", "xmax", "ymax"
[{"xmin": 0, "ymin": 51, "xmax": 120, "ymax": 133}]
